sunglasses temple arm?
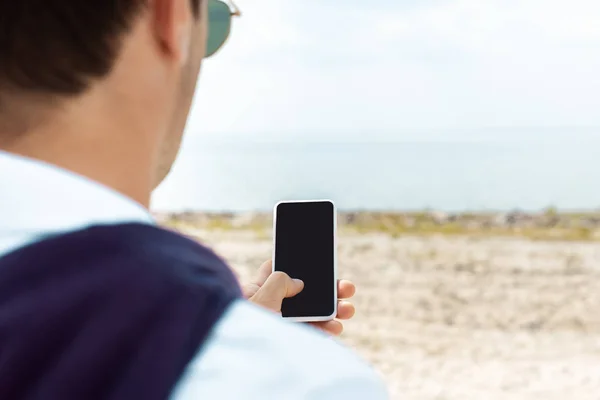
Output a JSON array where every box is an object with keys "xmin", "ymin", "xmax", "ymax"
[{"xmin": 229, "ymin": 1, "xmax": 242, "ymax": 17}]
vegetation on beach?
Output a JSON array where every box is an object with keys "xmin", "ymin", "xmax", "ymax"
[{"xmin": 157, "ymin": 208, "xmax": 600, "ymax": 242}]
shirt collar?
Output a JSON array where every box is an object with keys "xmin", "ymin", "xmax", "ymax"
[{"xmin": 0, "ymin": 150, "xmax": 154, "ymax": 235}]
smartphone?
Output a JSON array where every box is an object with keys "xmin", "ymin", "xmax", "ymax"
[{"xmin": 272, "ymin": 200, "xmax": 337, "ymax": 322}]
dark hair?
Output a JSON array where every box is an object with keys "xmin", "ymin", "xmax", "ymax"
[{"xmin": 0, "ymin": 0, "xmax": 201, "ymax": 97}]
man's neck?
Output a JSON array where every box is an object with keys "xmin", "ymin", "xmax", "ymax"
[
  {"xmin": 2, "ymin": 131, "xmax": 155, "ymax": 209},
  {"xmin": 0, "ymin": 73, "xmax": 166, "ymax": 209}
]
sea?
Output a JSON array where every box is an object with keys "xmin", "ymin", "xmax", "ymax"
[{"xmin": 151, "ymin": 136, "xmax": 600, "ymax": 212}]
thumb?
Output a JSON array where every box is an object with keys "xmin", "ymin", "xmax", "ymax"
[{"xmin": 249, "ymin": 271, "xmax": 304, "ymax": 313}]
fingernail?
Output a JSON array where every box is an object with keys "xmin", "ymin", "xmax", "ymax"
[{"xmin": 293, "ymin": 279, "xmax": 304, "ymax": 286}]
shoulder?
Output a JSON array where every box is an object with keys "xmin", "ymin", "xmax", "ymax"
[
  {"xmin": 3, "ymin": 223, "xmax": 244, "ymax": 331},
  {"xmin": 172, "ymin": 300, "xmax": 389, "ymax": 399},
  {"xmin": 0, "ymin": 223, "xmax": 241, "ymax": 297},
  {"xmin": 0, "ymin": 223, "xmax": 244, "ymax": 399}
]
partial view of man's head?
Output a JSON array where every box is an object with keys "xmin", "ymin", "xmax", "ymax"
[{"xmin": 0, "ymin": 0, "xmax": 207, "ymax": 205}]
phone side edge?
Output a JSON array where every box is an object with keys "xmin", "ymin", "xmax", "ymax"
[
  {"xmin": 271, "ymin": 202, "xmax": 280, "ymax": 273},
  {"xmin": 332, "ymin": 199, "xmax": 338, "ymax": 320}
]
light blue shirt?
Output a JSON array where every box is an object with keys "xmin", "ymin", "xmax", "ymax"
[{"xmin": 0, "ymin": 150, "xmax": 388, "ymax": 399}]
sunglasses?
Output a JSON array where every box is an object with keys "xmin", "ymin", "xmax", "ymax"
[{"xmin": 206, "ymin": 0, "xmax": 241, "ymax": 58}]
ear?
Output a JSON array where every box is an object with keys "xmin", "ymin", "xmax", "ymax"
[{"xmin": 152, "ymin": 0, "xmax": 193, "ymax": 66}]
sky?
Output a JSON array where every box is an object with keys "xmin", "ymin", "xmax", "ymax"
[
  {"xmin": 185, "ymin": 0, "xmax": 600, "ymax": 142},
  {"xmin": 152, "ymin": 0, "xmax": 600, "ymax": 210}
]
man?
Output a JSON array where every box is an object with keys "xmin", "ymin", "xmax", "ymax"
[{"xmin": 0, "ymin": 0, "xmax": 387, "ymax": 399}]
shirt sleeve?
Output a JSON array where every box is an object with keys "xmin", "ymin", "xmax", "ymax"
[{"xmin": 169, "ymin": 300, "xmax": 389, "ymax": 400}]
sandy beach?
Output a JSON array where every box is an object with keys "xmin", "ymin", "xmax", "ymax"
[{"xmin": 162, "ymin": 214, "xmax": 600, "ymax": 400}]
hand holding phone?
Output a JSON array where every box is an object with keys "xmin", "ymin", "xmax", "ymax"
[
  {"xmin": 245, "ymin": 259, "xmax": 355, "ymax": 336},
  {"xmin": 272, "ymin": 200, "xmax": 337, "ymax": 322}
]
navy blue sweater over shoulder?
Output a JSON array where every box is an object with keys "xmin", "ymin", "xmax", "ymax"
[{"xmin": 0, "ymin": 224, "xmax": 241, "ymax": 400}]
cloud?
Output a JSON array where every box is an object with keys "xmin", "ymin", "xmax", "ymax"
[{"xmin": 186, "ymin": 0, "xmax": 600, "ymax": 140}]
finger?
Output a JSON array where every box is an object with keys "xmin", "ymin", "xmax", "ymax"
[
  {"xmin": 337, "ymin": 280, "xmax": 356, "ymax": 300},
  {"xmin": 263, "ymin": 271, "xmax": 304, "ymax": 299},
  {"xmin": 310, "ymin": 320, "xmax": 344, "ymax": 336},
  {"xmin": 243, "ymin": 260, "xmax": 274, "ymax": 299},
  {"xmin": 250, "ymin": 271, "xmax": 304, "ymax": 313},
  {"xmin": 254, "ymin": 260, "xmax": 273, "ymax": 287},
  {"xmin": 336, "ymin": 301, "xmax": 355, "ymax": 320},
  {"xmin": 242, "ymin": 283, "xmax": 261, "ymax": 299}
]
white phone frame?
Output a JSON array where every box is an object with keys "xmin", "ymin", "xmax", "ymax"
[{"xmin": 272, "ymin": 199, "xmax": 338, "ymax": 322}]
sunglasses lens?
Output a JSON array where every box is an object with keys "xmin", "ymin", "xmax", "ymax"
[{"xmin": 206, "ymin": 0, "xmax": 232, "ymax": 57}]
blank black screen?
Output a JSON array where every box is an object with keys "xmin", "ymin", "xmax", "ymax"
[{"xmin": 274, "ymin": 201, "xmax": 335, "ymax": 318}]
